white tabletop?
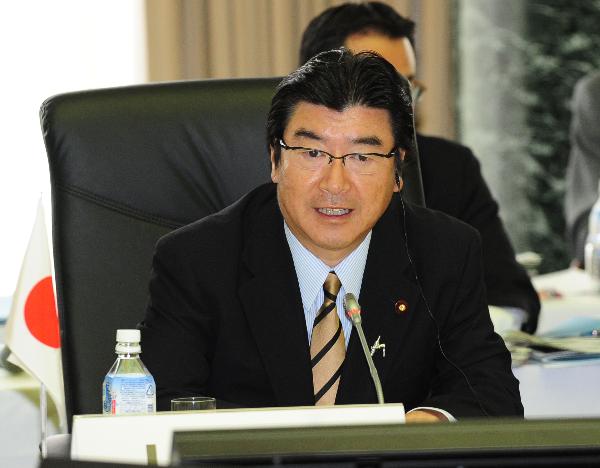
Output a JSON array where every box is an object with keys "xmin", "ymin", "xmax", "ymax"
[
  {"xmin": 513, "ymin": 268, "xmax": 600, "ymax": 419},
  {"xmin": 0, "ymin": 336, "xmax": 60, "ymax": 468}
]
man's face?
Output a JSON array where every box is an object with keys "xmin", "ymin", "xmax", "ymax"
[
  {"xmin": 271, "ymin": 102, "xmax": 400, "ymax": 267},
  {"xmin": 345, "ymin": 32, "xmax": 417, "ymax": 80}
]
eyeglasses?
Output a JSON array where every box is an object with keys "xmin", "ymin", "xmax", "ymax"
[
  {"xmin": 410, "ymin": 78, "xmax": 426, "ymax": 102},
  {"xmin": 278, "ymin": 139, "xmax": 398, "ymax": 175}
]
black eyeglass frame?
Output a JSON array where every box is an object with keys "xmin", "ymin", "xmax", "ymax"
[
  {"xmin": 410, "ymin": 78, "xmax": 426, "ymax": 102},
  {"xmin": 277, "ymin": 138, "xmax": 399, "ymax": 165}
]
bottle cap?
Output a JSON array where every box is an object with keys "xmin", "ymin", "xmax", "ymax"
[
  {"xmin": 115, "ymin": 329, "xmax": 141, "ymax": 354},
  {"xmin": 116, "ymin": 329, "xmax": 140, "ymax": 343}
]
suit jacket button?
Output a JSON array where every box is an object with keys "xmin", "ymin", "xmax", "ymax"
[{"xmin": 395, "ymin": 300, "xmax": 408, "ymax": 314}]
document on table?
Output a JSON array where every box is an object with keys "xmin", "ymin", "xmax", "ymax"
[{"xmin": 504, "ymin": 317, "xmax": 600, "ymax": 366}]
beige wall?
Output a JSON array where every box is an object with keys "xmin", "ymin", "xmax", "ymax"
[{"xmin": 145, "ymin": 0, "xmax": 454, "ymax": 139}]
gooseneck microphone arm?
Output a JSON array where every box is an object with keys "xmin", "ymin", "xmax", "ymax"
[{"xmin": 343, "ymin": 293, "xmax": 385, "ymax": 404}]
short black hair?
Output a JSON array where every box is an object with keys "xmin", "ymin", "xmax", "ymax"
[
  {"xmin": 267, "ymin": 48, "xmax": 413, "ymax": 174},
  {"xmin": 300, "ymin": 1, "xmax": 416, "ymax": 65}
]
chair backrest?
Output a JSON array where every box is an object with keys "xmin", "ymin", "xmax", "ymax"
[{"xmin": 40, "ymin": 77, "xmax": 425, "ymax": 429}]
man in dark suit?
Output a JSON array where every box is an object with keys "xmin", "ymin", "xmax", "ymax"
[
  {"xmin": 300, "ymin": 1, "xmax": 540, "ymax": 333},
  {"xmin": 140, "ymin": 50, "xmax": 522, "ymax": 421},
  {"xmin": 565, "ymin": 71, "xmax": 600, "ymax": 266}
]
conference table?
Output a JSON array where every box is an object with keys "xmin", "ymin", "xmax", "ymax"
[
  {"xmin": 0, "ymin": 356, "xmax": 60, "ymax": 468},
  {"xmin": 513, "ymin": 267, "xmax": 600, "ymax": 418},
  {"xmin": 2, "ymin": 268, "xmax": 600, "ymax": 467}
]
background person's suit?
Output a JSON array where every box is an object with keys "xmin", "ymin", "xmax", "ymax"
[
  {"xmin": 418, "ymin": 134, "xmax": 540, "ymax": 333},
  {"xmin": 565, "ymin": 71, "xmax": 600, "ymax": 265},
  {"xmin": 140, "ymin": 183, "xmax": 523, "ymax": 418}
]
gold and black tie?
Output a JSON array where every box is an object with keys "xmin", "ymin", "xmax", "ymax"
[{"xmin": 310, "ymin": 271, "xmax": 345, "ymax": 405}]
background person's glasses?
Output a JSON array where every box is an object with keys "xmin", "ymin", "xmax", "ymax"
[
  {"xmin": 410, "ymin": 78, "xmax": 426, "ymax": 102},
  {"xmin": 278, "ymin": 139, "xmax": 397, "ymax": 175}
]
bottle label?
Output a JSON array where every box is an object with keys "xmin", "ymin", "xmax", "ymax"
[{"xmin": 102, "ymin": 374, "xmax": 156, "ymax": 415}]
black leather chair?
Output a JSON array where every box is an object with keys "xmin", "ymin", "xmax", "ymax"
[{"xmin": 40, "ymin": 77, "xmax": 425, "ymax": 430}]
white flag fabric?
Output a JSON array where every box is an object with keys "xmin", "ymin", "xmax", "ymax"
[{"xmin": 5, "ymin": 201, "xmax": 66, "ymax": 429}]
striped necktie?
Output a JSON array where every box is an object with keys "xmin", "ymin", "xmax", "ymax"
[{"xmin": 310, "ymin": 271, "xmax": 345, "ymax": 405}]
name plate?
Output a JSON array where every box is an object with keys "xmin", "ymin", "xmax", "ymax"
[{"xmin": 71, "ymin": 403, "xmax": 405, "ymax": 465}]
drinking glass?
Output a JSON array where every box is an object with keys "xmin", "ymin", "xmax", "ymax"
[{"xmin": 170, "ymin": 396, "xmax": 216, "ymax": 411}]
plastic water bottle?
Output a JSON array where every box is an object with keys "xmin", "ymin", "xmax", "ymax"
[
  {"xmin": 102, "ymin": 329, "xmax": 156, "ymax": 415},
  {"xmin": 585, "ymin": 180, "xmax": 600, "ymax": 283}
]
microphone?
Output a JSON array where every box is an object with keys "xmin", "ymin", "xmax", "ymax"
[{"xmin": 343, "ymin": 293, "xmax": 385, "ymax": 404}]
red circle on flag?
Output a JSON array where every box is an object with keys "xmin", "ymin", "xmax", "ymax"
[{"xmin": 24, "ymin": 276, "xmax": 60, "ymax": 348}]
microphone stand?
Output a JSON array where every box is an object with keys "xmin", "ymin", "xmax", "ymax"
[{"xmin": 344, "ymin": 294, "xmax": 385, "ymax": 404}]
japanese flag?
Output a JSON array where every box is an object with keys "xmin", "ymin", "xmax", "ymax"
[{"xmin": 5, "ymin": 201, "xmax": 66, "ymax": 428}]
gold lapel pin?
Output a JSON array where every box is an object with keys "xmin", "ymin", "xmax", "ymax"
[{"xmin": 395, "ymin": 299, "xmax": 408, "ymax": 314}]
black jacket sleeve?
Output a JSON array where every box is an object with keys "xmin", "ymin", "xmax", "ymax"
[
  {"xmin": 421, "ymin": 230, "xmax": 524, "ymax": 417},
  {"xmin": 138, "ymin": 233, "xmax": 217, "ymax": 411}
]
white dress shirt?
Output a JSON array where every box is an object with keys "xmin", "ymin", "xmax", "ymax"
[{"xmin": 284, "ymin": 222, "xmax": 370, "ymax": 347}]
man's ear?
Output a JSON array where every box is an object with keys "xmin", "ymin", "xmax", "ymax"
[
  {"xmin": 394, "ymin": 171, "xmax": 403, "ymax": 192},
  {"xmin": 270, "ymin": 146, "xmax": 279, "ymax": 183},
  {"xmin": 394, "ymin": 149, "xmax": 406, "ymax": 192}
]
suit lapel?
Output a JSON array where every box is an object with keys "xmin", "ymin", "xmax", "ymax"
[
  {"xmin": 337, "ymin": 196, "xmax": 421, "ymax": 404},
  {"xmin": 238, "ymin": 196, "xmax": 314, "ymax": 406}
]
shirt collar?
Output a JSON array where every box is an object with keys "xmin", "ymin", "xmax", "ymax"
[{"xmin": 284, "ymin": 222, "xmax": 372, "ymax": 312}]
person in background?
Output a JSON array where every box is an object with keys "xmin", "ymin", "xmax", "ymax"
[
  {"xmin": 140, "ymin": 50, "xmax": 523, "ymax": 421},
  {"xmin": 565, "ymin": 71, "xmax": 600, "ymax": 267},
  {"xmin": 300, "ymin": 1, "xmax": 540, "ymax": 333}
]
